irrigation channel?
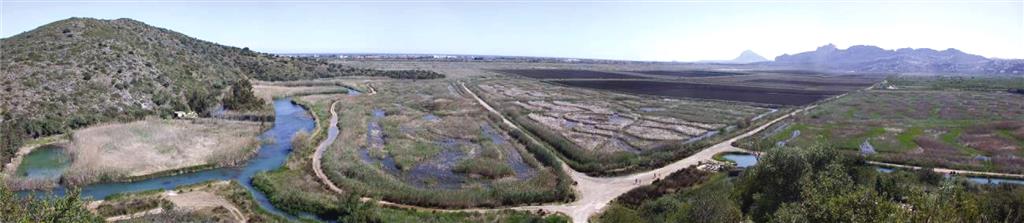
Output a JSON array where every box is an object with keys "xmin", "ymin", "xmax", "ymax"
[
  {"xmin": 722, "ymin": 153, "xmax": 1024, "ymax": 185},
  {"xmin": 17, "ymin": 98, "xmax": 324, "ymax": 221}
]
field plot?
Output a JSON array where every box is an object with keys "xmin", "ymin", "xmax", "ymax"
[
  {"xmin": 552, "ymin": 80, "xmax": 840, "ymax": 106},
  {"xmin": 633, "ymin": 70, "xmax": 748, "ymax": 77},
  {"xmin": 492, "ymin": 69, "xmax": 649, "ymax": 79},
  {"xmin": 321, "ymin": 80, "xmax": 572, "ymax": 208},
  {"xmin": 252, "ymin": 85, "xmax": 348, "ymax": 102},
  {"xmin": 62, "ymin": 119, "xmax": 262, "ymax": 185},
  {"xmin": 475, "ymin": 78, "xmax": 772, "ymax": 175},
  {"xmin": 743, "ymin": 77, "xmax": 1024, "ymax": 173},
  {"xmin": 531, "ymin": 70, "xmax": 882, "ymax": 106}
]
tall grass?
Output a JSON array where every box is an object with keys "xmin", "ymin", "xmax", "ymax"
[{"xmin": 60, "ymin": 118, "xmax": 261, "ymax": 185}]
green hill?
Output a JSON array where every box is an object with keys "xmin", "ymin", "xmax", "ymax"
[{"xmin": 0, "ymin": 18, "xmax": 441, "ymax": 164}]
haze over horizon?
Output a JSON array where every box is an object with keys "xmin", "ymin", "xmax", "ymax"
[{"xmin": 2, "ymin": 0, "xmax": 1022, "ymax": 61}]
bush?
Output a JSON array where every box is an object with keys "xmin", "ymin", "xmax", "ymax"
[
  {"xmin": 222, "ymin": 79, "xmax": 265, "ymax": 111},
  {"xmin": 0, "ymin": 184, "xmax": 103, "ymax": 222}
]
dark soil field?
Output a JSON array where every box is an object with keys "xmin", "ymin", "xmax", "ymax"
[
  {"xmin": 551, "ymin": 80, "xmax": 842, "ymax": 105},
  {"xmin": 633, "ymin": 70, "xmax": 747, "ymax": 77},
  {"xmin": 742, "ymin": 79, "xmax": 877, "ymax": 87},
  {"xmin": 493, "ymin": 69, "xmax": 648, "ymax": 79}
]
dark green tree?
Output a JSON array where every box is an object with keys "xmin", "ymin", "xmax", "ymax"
[
  {"xmin": 0, "ymin": 182, "xmax": 102, "ymax": 223},
  {"xmin": 222, "ymin": 79, "xmax": 264, "ymax": 111}
]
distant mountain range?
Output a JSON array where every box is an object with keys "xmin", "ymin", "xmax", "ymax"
[
  {"xmin": 770, "ymin": 44, "xmax": 1023, "ymax": 74},
  {"xmin": 698, "ymin": 50, "xmax": 769, "ymax": 64},
  {"xmin": 732, "ymin": 50, "xmax": 769, "ymax": 63}
]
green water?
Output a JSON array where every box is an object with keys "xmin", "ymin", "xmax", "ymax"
[{"xmin": 16, "ymin": 145, "xmax": 71, "ymax": 180}]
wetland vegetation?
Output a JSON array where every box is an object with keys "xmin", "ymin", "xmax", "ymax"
[
  {"xmin": 320, "ymin": 80, "xmax": 573, "ymax": 208},
  {"xmin": 741, "ymin": 75, "xmax": 1024, "ymax": 174},
  {"xmin": 473, "ymin": 78, "xmax": 776, "ymax": 175}
]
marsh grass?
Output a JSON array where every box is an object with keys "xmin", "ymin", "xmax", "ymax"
[{"xmin": 61, "ymin": 118, "xmax": 261, "ymax": 185}]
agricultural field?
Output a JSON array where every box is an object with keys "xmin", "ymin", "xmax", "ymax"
[
  {"xmin": 493, "ymin": 69, "xmax": 649, "ymax": 79},
  {"xmin": 251, "ymin": 78, "xmax": 372, "ymax": 101},
  {"xmin": 551, "ymin": 80, "xmax": 839, "ymax": 106},
  {"xmin": 473, "ymin": 78, "xmax": 775, "ymax": 175},
  {"xmin": 60, "ymin": 119, "xmax": 263, "ymax": 185},
  {"xmin": 478, "ymin": 66, "xmax": 880, "ymax": 106},
  {"xmin": 633, "ymin": 70, "xmax": 748, "ymax": 77},
  {"xmin": 319, "ymin": 79, "xmax": 573, "ymax": 208},
  {"xmin": 743, "ymin": 75, "xmax": 1024, "ymax": 173}
]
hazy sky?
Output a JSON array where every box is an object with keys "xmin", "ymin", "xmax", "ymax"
[{"xmin": 2, "ymin": 0, "xmax": 1022, "ymax": 61}]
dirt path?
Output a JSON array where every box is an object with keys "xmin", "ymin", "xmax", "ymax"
[
  {"xmin": 312, "ymin": 100, "xmax": 344, "ymax": 195},
  {"xmin": 164, "ymin": 189, "xmax": 247, "ymax": 222},
  {"xmin": 103, "ymin": 207, "xmax": 164, "ymax": 222},
  {"xmin": 365, "ymin": 83, "xmax": 377, "ymax": 95}
]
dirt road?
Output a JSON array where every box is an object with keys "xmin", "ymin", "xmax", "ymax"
[{"xmin": 312, "ymin": 100, "xmax": 344, "ymax": 195}]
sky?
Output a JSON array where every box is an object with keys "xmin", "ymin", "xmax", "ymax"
[{"xmin": 2, "ymin": 0, "xmax": 1022, "ymax": 61}]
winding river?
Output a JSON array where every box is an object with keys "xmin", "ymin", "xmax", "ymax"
[{"xmin": 18, "ymin": 98, "xmax": 317, "ymax": 220}]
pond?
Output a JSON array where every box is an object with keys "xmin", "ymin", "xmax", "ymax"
[
  {"xmin": 16, "ymin": 144, "xmax": 71, "ymax": 180},
  {"xmin": 18, "ymin": 98, "xmax": 319, "ymax": 221},
  {"xmin": 722, "ymin": 153, "xmax": 757, "ymax": 168}
]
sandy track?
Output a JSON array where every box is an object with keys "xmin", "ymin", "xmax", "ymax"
[
  {"xmin": 103, "ymin": 207, "xmax": 164, "ymax": 222},
  {"xmin": 312, "ymin": 100, "xmax": 345, "ymax": 195},
  {"xmin": 311, "ymin": 82, "xmax": 376, "ymax": 195},
  {"xmin": 164, "ymin": 189, "xmax": 247, "ymax": 222}
]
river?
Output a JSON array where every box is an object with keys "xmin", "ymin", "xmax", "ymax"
[{"xmin": 18, "ymin": 98, "xmax": 317, "ymax": 220}]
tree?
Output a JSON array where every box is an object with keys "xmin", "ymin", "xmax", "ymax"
[
  {"xmin": 0, "ymin": 182, "xmax": 102, "ymax": 223},
  {"xmin": 338, "ymin": 193, "xmax": 381, "ymax": 223},
  {"xmin": 222, "ymin": 79, "xmax": 264, "ymax": 111},
  {"xmin": 186, "ymin": 87, "xmax": 217, "ymax": 115}
]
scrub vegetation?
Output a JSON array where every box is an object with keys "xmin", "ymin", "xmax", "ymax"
[
  {"xmin": 742, "ymin": 75, "xmax": 1024, "ymax": 173},
  {"xmin": 0, "ymin": 181, "xmax": 102, "ymax": 222},
  {"xmin": 596, "ymin": 145, "xmax": 1024, "ymax": 223}
]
